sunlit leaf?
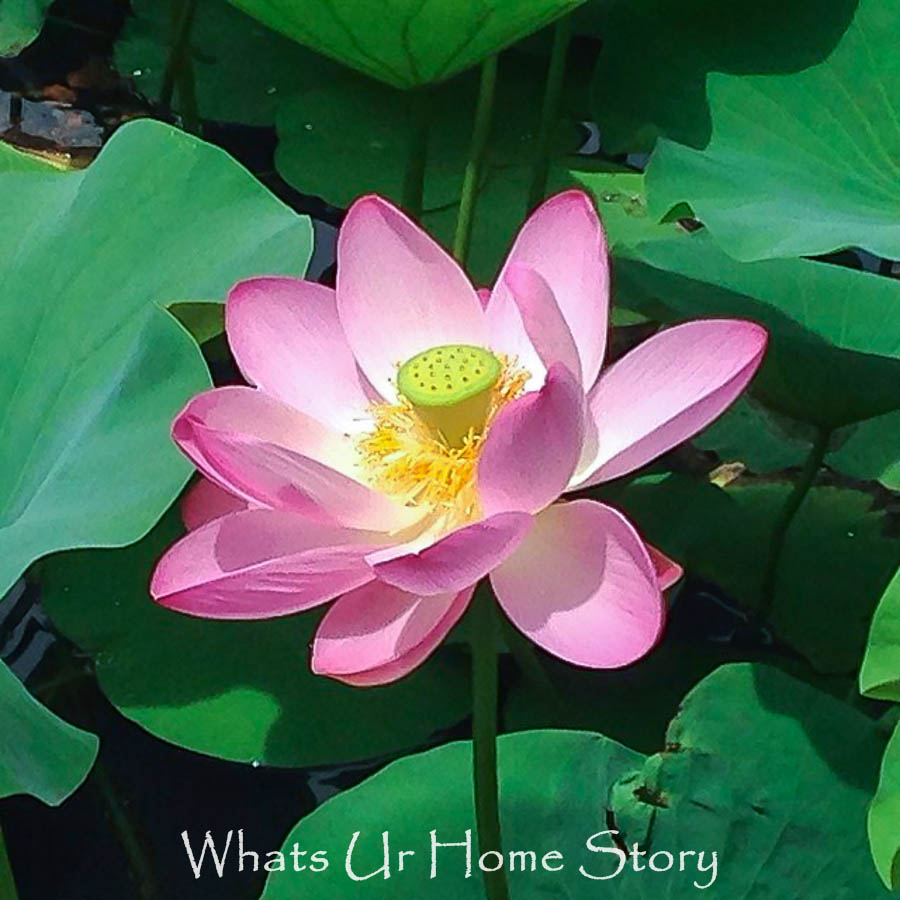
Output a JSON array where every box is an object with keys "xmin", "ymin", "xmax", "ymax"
[
  {"xmin": 0, "ymin": 119, "xmax": 312, "ymax": 597},
  {"xmin": 263, "ymin": 664, "xmax": 884, "ymax": 897},
  {"xmin": 644, "ymin": 0, "xmax": 900, "ymax": 260}
]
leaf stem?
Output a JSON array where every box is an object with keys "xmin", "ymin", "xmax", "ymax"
[
  {"xmin": 758, "ymin": 426, "xmax": 831, "ymax": 621},
  {"xmin": 401, "ymin": 88, "xmax": 431, "ymax": 219},
  {"xmin": 527, "ymin": 14, "xmax": 572, "ymax": 210},
  {"xmin": 470, "ymin": 588, "xmax": 509, "ymax": 900},
  {"xmin": 453, "ymin": 55, "xmax": 498, "ymax": 265},
  {"xmin": 0, "ymin": 821, "xmax": 19, "ymax": 900},
  {"xmin": 93, "ymin": 759, "xmax": 160, "ymax": 900},
  {"xmin": 160, "ymin": 0, "xmax": 200, "ymax": 132}
]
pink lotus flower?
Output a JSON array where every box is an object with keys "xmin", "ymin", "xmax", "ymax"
[{"xmin": 151, "ymin": 191, "xmax": 766, "ymax": 686}]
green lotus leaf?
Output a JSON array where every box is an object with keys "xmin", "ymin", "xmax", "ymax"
[
  {"xmin": 588, "ymin": 0, "xmax": 858, "ymax": 153},
  {"xmin": 861, "ymin": 565, "xmax": 900, "ymax": 702},
  {"xmin": 262, "ymin": 664, "xmax": 884, "ymax": 897},
  {"xmin": 226, "ymin": 0, "xmax": 583, "ymax": 89},
  {"xmin": 609, "ymin": 475, "xmax": 900, "ymax": 675},
  {"xmin": 644, "ymin": 0, "xmax": 900, "ymax": 261},
  {"xmin": 869, "ymin": 722, "xmax": 900, "ymax": 890},
  {"xmin": 0, "ymin": 0, "xmax": 51, "ymax": 56},
  {"xmin": 0, "ymin": 660, "xmax": 98, "ymax": 805},
  {"xmin": 0, "ymin": 118, "xmax": 312, "ymax": 597}
]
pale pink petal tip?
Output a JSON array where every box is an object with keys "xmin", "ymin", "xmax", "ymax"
[
  {"xmin": 311, "ymin": 582, "xmax": 473, "ymax": 686},
  {"xmin": 578, "ymin": 319, "xmax": 768, "ymax": 487},
  {"xmin": 502, "ymin": 263, "xmax": 581, "ymax": 380},
  {"xmin": 491, "ymin": 500, "xmax": 665, "ymax": 669},
  {"xmin": 336, "ymin": 194, "xmax": 485, "ymax": 400},
  {"xmin": 225, "ymin": 276, "xmax": 370, "ymax": 430},
  {"xmin": 493, "ymin": 189, "xmax": 610, "ymax": 387}
]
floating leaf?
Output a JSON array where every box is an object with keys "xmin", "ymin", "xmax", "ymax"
[
  {"xmin": 263, "ymin": 730, "xmax": 642, "ymax": 898},
  {"xmin": 693, "ymin": 397, "xmax": 812, "ymax": 473},
  {"xmin": 644, "ymin": 0, "xmax": 900, "ymax": 261},
  {"xmin": 610, "ymin": 475, "xmax": 900, "ymax": 674},
  {"xmin": 0, "ymin": 0, "xmax": 51, "ymax": 56},
  {"xmin": 861, "ymin": 565, "xmax": 900, "ymax": 702},
  {"xmin": 0, "ymin": 660, "xmax": 98, "ymax": 805},
  {"xmin": 227, "ymin": 0, "xmax": 583, "ymax": 89},
  {"xmin": 0, "ymin": 119, "xmax": 312, "ymax": 597},
  {"xmin": 262, "ymin": 664, "xmax": 884, "ymax": 897},
  {"xmin": 169, "ymin": 301, "xmax": 225, "ymax": 345},
  {"xmin": 696, "ymin": 399, "xmax": 900, "ymax": 488},
  {"xmin": 40, "ymin": 509, "xmax": 471, "ymax": 767},
  {"xmin": 610, "ymin": 664, "xmax": 886, "ymax": 898},
  {"xmin": 869, "ymin": 722, "xmax": 900, "ymax": 890},
  {"xmin": 828, "ymin": 413, "xmax": 900, "ymax": 492}
]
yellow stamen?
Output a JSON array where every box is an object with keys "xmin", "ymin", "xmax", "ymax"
[{"xmin": 357, "ymin": 353, "xmax": 528, "ymax": 530}]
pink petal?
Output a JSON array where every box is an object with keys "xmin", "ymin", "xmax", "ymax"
[
  {"xmin": 476, "ymin": 287, "xmax": 491, "ymax": 308},
  {"xmin": 492, "ymin": 190, "xmax": 609, "ymax": 387},
  {"xmin": 226, "ymin": 277, "xmax": 371, "ymax": 431},
  {"xmin": 173, "ymin": 386, "xmax": 418, "ymax": 533},
  {"xmin": 181, "ymin": 478, "xmax": 248, "ymax": 531},
  {"xmin": 502, "ymin": 263, "xmax": 581, "ymax": 382},
  {"xmin": 311, "ymin": 582, "xmax": 473, "ymax": 686},
  {"xmin": 484, "ymin": 286, "xmax": 546, "ymax": 392},
  {"xmin": 151, "ymin": 509, "xmax": 382, "ymax": 619},
  {"xmin": 478, "ymin": 364, "xmax": 585, "ymax": 516},
  {"xmin": 370, "ymin": 512, "xmax": 532, "ymax": 595},
  {"xmin": 336, "ymin": 195, "xmax": 486, "ymax": 400},
  {"xmin": 491, "ymin": 500, "xmax": 665, "ymax": 668},
  {"xmin": 577, "ymin": 319, "xmax": 768, "ymax": 487},
  {"xmin": 648, "ymin": 544, "xmax": 683, "ymax": 591}
]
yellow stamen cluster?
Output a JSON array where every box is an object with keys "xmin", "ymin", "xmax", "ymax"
[{"xmin": 357, "ymin": 356, "xmax": 528, "ymax": 529}]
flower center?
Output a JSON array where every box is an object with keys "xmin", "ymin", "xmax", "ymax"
[
  {"xmin": 396, "ymin": 344, "xmax": 502, "ymax": 448},
  {"xmin": 357, "ymin": 344, "xmax": 527, "ymax": 530}
]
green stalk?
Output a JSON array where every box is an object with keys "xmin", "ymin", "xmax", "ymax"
[
  {"xmin": 453, "ymin": 55, "xmax": 499, "ymax": 265},
  {"xmin": 470, "ymin": 589, "xmax": 510, "ymax": 900},
  {"xmin": 527, "ymin": 14, "xmax": 572, "ymax": 210},
  {"xmin": 401, "ymin": 88, "xmax": 431, "ymax": 219},
  {"xmin": 93, "ymin": 760, "xmax": 160, "ymax": 900},
  {"xmin": 0, "ymin": 821, "xmax": 18, "ymax": 900},
  {"xmin": 758, "ymin": 426, "xmax": 831, "ymax": 620},
  {"xmin": 160, "ymin": 0, "xmax": 200, "ymax": 131}
]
